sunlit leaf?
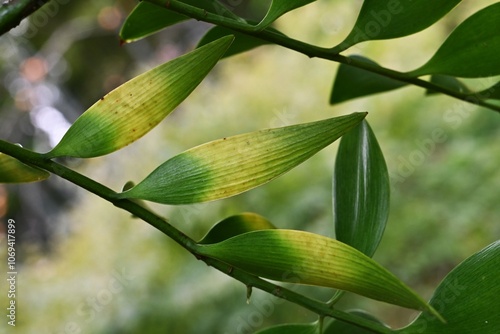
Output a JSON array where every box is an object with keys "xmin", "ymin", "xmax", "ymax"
[
  {"xmin": 397, "ymin": 241, "xmax": 500, "ymax": 333},
  {"xmin": 0, "ymin": 153, "xmax": 49, "ymax": 183},
  {"xmin": 330, "ymin": 55, "xmax": 407, "ymax": 104},
  {"xmin": 197, "ymin": 25, "xmax": 284, "ymax": 58},
  {"xmin": 333, "ymin": 120, "xmax": 389, "ymax": 258},
  {"xmin": 198, "ymin": 229, "xmax": 441, "ymax": 319},
  {"xmin": 324, "ymin": 310, "xmax": 388, "ymax": 334},
  {"xmin": 255, "ymin": 321, "xmax": 319, "ymax": 334},
  {"xmin": 334, "ymin": 0, "xmax": 461, "ymax": 52},
  {"xmin": 253, "ymin": 0, "xmax": 315, "ymax": 31},
  {"xmin": 46, "ymin": 36, "xmax": 234, "ymax": 158},
  {"xmin": 425, "ymin": 75, "xmax": 471, "ymax": 96},
  {"xmin": 199, "ymin": 213, "xmax": 276, "ymax": 244},
  {"xmin": 118, "ymin": 113, "xmax": 366, "ymax": 204},
  {"xmin": 408, "ymin": 3, "xmax": 500, "ymax": 78},
  {"xmin": 120, "ymin": 0, "xmax": 240, "ymax": 43}
]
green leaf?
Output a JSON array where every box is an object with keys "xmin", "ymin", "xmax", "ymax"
[
  {"xmin": 197, "ymin": 25, "xmax": 277, "ymax": 58},
  {"xmin": 46, "ymin": 36, "xmax": 234, "ymax": 158},
  {"xmin": 0, "ymin": 153, "xmax": 50, "ymax": 183},
  {"xmin": 333, "ymin": 120, "xmax": 389, "ymax": 258},
  {"xmin": 119, "ymin": 2, "xmax": 188, "ymax": 43},
  {"xmin": 330, "ymin": 55, "xmax": 407, "ymax": 104},
  {"xmin": 120, "ymin": 1, "xmax": 240, "ymax": 43},
  {"xmin": 198, "ymin": 229, "xmax": 441, "ymax": 319},
  {"xmin": 425, "ymin": 75, "xmax": 471, "ymax": 96},
  {"xmin": 397, "ymin": 241, "xmax": 500, "ymax": 334},
  {"xmin": 324, "ymin": 310, "xmax": 388, "ymax": 334},
  {"xmin": 335, "ymin": 0, "xmax": 461, "ymax": 52},
  {"xmin": 475, "ymin": 81, "xmax": 500, "ymax": 101},
  {"xmin": 118, "ymin": 113, "xmax": 366, "ymax": 204},
  {"xmin": 199, "ymin": 213, "xmax": 276, "ymax": 244},
  {"xmin": 255, "ymin": 321, "xmax": 319, "ymax": 334},
  {"xmin": 408, "ymin": 3, "xmax": 500, "ymax": 78},
  {"xmin": 253, "ymin": 0, "xmax": 315, "ymax": 31}
]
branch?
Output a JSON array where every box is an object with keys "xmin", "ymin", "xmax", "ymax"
[
  {"xmin": 144, "ymin": 0, "xmax": 500, "ymax": 114},
  {"xmin": 0, "ymin": 140, "xmax": 394, "ymax": 334},
  {"xmin": 0, "ymin": 0, "xmax": 51, "ymax": 36}
]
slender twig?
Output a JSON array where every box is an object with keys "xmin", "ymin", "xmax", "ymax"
[
  {"xmin": 0, "ymin": 140, "xmax": 393, "ymax": 334},
  {"xmin": 0, "ymin": 0, "xmax": 51, "ymax": 36},
  {"xmin": 144, "ymin": 0, "xmax": 500, "ymax": 114}
]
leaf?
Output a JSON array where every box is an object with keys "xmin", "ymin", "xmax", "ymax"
[
  {"xmin": 475, "ymin": 81, "xmax": 500, "ymax": 101},
  {"xmin": 118, "ymin": 113, "xmax": 367, "ymax": 204},
  {"xmin": 333, "ymin": 120, "xmax": 389, "ymax": 258},
  {"xmin": 46, "ymin": 36, "xmax": 234, "ymax": 158},
  {"xmin": 408, "ymin": 3, "xmax": 500, "ymax": 78},
  {"xmin": 120, "ymin": 0, "xmax": 240, "ymax": 43},
  {"xmin": 255, "ymin": 321, "xmax": 319, "ymax": 334},
  {"xmin": 198, "ymin": 229, "xmax": 441, "ymax": 319},
  {"xmin": 324, "ymin": 310, "xmax": 388, "ymax": 334},
  {"xmin": 330, "ymin": 55, "xmax": 407, "ymax": 104},
  {"xmin": 334, "ymin": 0, "xmax": 461, "ymax": 52},
  {"xmin": 199, "ymin": 213, "xmax": 276, "ymax": 244},
  {"xmin": 253, "ymin": 0, "xmax": 315, "ymax": 31},
  {"xmin": 197, "ymin": 25, "xmax": 278, "ymax": 58},
  {"xmin": 0, "ymin": 153, "xmax": 49, "ymax": 183},
  {"xmin": 119, "ymin": 2, "xmax": 189, "ymax": 43},
  {"xmin": 425, "ymin": 75, "xmax": 471, "ymax": 96},
  {"xmin": 397, "ymin": 241, "xmax": 500, "ymax": 334}
]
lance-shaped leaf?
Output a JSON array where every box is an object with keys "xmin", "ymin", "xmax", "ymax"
[
  {"xmin": 197, "ymin": 25, "xmax": 279, "ymax": 58},
  {"xmin": 333, "ymin": 120, "xmax": 389, "ymax": 258},
  {"xmin": 198, "ymin": 229, "xmax": 442, "ymax": 319},
  {"xmin": 0, "ymin": 153, "xmax": 49, "ymax": 183},
  {"xmin": 255, "ymin": 321, "xmax": 320, "ymax": 334},
  {"xmin": 120, "ymin": 0, "xmax": 240, "ymax": 43},
  {"xmin": 397, "ymin": 241, "xmax": 500, "ymax": 334},
  {"xmin": 475, "ymin": 81, "xmax": 500, "ymax": 101},
  {"xmin": 408, "ymin": 3, "xmax": 500, "ymax": 78},
  {"xmin": 330, "ymin": 55, "xmax": 407, "ymax": 104},
  {"xmin": 199, "ymin": 212, "xmax": 276, "ymax": 244},
  {"xmin": 46, "ymin": 36, "xmax": 234, "ymax": 158},
  {"xmin": 425, "ymin": 75, "xmax": 471, "ymax": 96},
  {"xmin": 324, "ymin": 310, "xmax": 388, "ymax": 334},
  {"xmin": 252, "ymin": 0, "xmax": 315, "ymax": 31},
  {"xmin": 119, "ymin": 2, "xmax": 188, "ymax": 43},
  {"xmin": 118, "ymin": 113, "xmax": 367, "ymax": 204},
  {"xmin": 333, "ymin": 0, "xmax": 461, "ymax": 52}
]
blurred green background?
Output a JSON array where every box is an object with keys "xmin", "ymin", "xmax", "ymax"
[{"xmin": 0, "ymin": 1, "xmax": 499, "ymax": 333}]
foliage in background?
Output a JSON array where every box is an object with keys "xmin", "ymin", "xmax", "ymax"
[{"xmin": 0, "ymin": 0, "xmax": 499, "ymax": 333}]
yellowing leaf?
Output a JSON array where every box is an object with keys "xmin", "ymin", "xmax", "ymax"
[
  {"xmin": 0, "ymin": 153, "xmax": 49, "ymax": 183},
  {"xmin": 198, "ymin": 229, "xmax": 442, "ymax": 319},
  {"xmin": 46, "ymin": 36, "xmax": 234, "ymax": 158},
  {"xmin": 118, "ymin": 113, "xmax": 366, "ymax": 204}
]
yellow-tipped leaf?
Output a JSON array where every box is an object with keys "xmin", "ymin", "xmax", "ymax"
[
  {"xmin": 198, "ymin": 229, "xmax": 442, "ymax": 320},
  {"xmin": 119, "ymin": 113, "xmax": 366, "ymax": 204},
  {"xmin": 47, "ymin": 36, "xmax": 234, "ymax": 158}
]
